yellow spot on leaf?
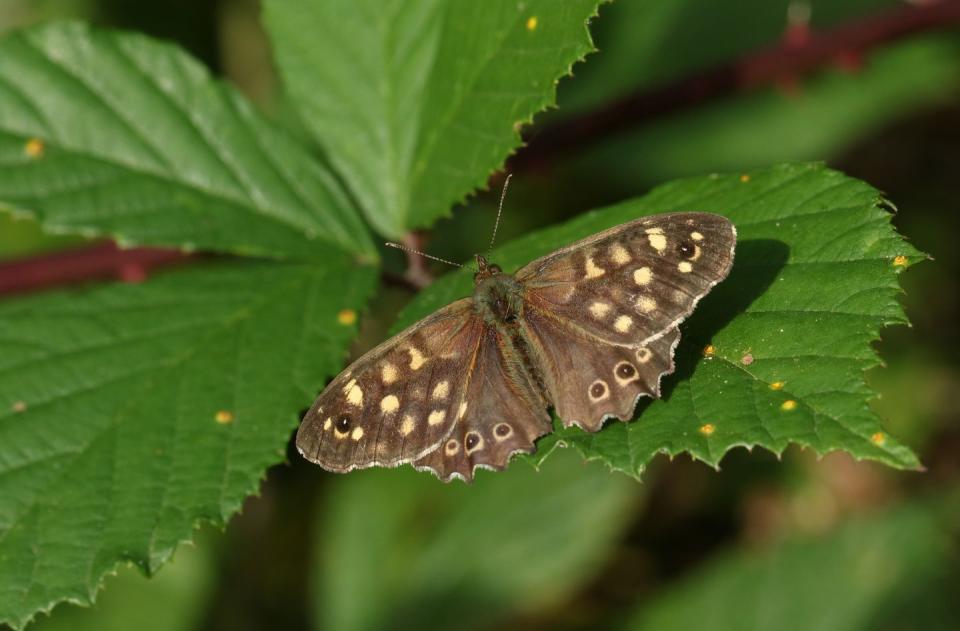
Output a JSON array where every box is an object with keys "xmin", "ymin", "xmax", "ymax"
[
  {"xmin": 12, "ymin": 400, "xmax": 27, "ymax": 413},
  {"xmin": 24, "ymin": 138, "xmax": 45, "ymax": 158},
  {"xmin": 781, "ymin": 399, "xmax": 797, "ymax": 411},
  {"xmin": 740, "ymin": 174, "xmax": 751, "ymax": 183},
  {"xmin": 700, "ymin": 423, "xmax": 715, "ymax": 436},
  {"xmin": 337, "ymin": 309, "xmax": 357, "ymax": 325},
  {"xmin": 741, "ymin": 353, "xmax": 754, "ymax": 366},
  {"xmin": 703, "ymin": 344, "xmax": 716, "ymax": 357},
  {"xmin": 893, "ymin": 255, "xmax": 908, "ymax": 267},
  {"xmin": 769, "ymin": 381, "xmax": 785, "ymax": 390},
  {"xmin": 215, "ymin": 410, "xmax": 234, "ymax": 424},
  {"xmin": 871, "ymin": 432, "xmax": 886, "ymax": 446},
  {"xmin": 526, "ymin": 16, "xmax": 538, "ymax": 31}
]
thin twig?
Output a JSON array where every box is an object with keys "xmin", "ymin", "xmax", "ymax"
[{"xmin": 509, "ymin": 0, "xmax": 960, "ymax": 171}]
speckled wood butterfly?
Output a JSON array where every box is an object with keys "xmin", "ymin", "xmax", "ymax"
[{"xmin": 297, "ymin": 212, "xmax": 736, "ymax": 482}]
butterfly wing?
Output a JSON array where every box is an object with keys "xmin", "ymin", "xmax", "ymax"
[
  {"xmin": 412, "ymin": 328, "xmax": 552, "ymax": 482},
  {"xmin": 516, "ymin": 212, "xmax": 736, "ymax": 349},
  {"xmin": 297, "ymin": 298, "xmax": 485, "ymax": 473},
  {"xmin": 517, "ymin": 212, "xmax": 735, "ymax": 430}
]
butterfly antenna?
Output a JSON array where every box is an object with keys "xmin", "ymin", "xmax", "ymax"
[
  {"xmin": 384, "ymin": 242, "xmax": 463, "ymax": 268},
  {"xmin": 487, "ymin": 173, "xmax": 512, "ymax": 255}
]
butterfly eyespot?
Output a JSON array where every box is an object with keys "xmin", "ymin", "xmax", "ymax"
[
  {"xmin": 335, "ymin": 415, "xmax": 351, "ymax": 433},
  {"xmin": 677, "ymin": 240, "xmax": 696, "ymax": 258},
  {"xmin": 616, "ymin": 363, "xmax": 636, "ymax": 378},
  {"xmin": 589, "ymin": 380, "xmax": 609, "ymax": 401},
  {"xmin": 494, "ymin": 423, "xmax": 513, "ymax": 439}
]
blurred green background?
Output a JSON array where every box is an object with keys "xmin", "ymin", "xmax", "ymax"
[{"xmin": 1, "ymin": 0, "xmax": 958, "ymax": 629}]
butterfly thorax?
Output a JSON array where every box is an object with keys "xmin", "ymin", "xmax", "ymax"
[{"xmin": 473, "ymin": 256, "xmax": 523, "ymax": 326}]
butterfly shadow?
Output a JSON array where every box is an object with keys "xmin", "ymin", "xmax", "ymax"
[{"xmin": 654, "ymin": 238, "xmax": 789, "ymax": 403}]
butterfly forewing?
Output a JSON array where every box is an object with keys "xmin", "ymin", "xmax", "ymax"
[
  {"xmin": 517, "ymin": 213, "xmax": 735, "ymax": 348},
  {"xmin": 296, "ymin": 299, "xmax": 484, "ymax": 472}
]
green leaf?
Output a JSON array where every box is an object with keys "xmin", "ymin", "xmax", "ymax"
[
  {"xmin": 25, "ymin": 532, "xmax": 215, "ymax": 631},
  {"xmin": 395, "ymin": 163, "xmax": 922, "ymax": 478},
  {"xmin": 0, "ymin": 258, "xmax": 377, "ymax": 629},
  {"xmin": 313, "ymin": 448, "xmax": 637, "ymax": 631},
  {"xmin": 263, "ymin": 0, "xmax": 602, "ymax": 237},
  {"xmin": 624, "ymin": 491, "xmax": 960, "ymax": 631},
  {"xmin": 0, "ymin": 21, "xmax": 375, "ymax": 260}
]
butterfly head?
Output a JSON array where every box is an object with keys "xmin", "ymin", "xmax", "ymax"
[{"xmin": 473, "ymin": 254, "xmax": 503, "ymax": 282}]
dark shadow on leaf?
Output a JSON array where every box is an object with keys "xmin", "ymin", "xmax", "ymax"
[{"xmin": 657, "ymin": 238, "xmax": 789, "ymax": 402}]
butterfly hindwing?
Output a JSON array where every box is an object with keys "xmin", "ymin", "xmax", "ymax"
[
  {"xmin": 412, "ymin": 328, "xmax": 552, "ymax": 481},
  {"xmin": 296, "ymin": 299, "xmax": 484, "ymax": 473},
  {"xmin": 517, "ymin": 212, "xmax": 736, "ymax": 349},
  {"xmin": 522, "ymin": 311, "xmax": 681, "ymax": 431}
]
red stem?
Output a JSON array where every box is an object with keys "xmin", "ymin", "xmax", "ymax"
[{"xmin": 509, "ymin": 0, "xmax": 960, "ymax": 170}]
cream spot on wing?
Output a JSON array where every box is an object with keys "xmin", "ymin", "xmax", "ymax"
[
  {"xmin": 610, "ymin": 243, "xmax": 631, "ymax": 265},
  {"xmin": 690, "ymin": 244, "xmax": 703, "ymax": 261},
  {"xmin": 589, "ymin": 380, "xmax": 609, "ymax": 402},
  {"xmin": 400, "ymin": 414, "xmax": 415, "ymax": 436},
  {"xmin": 636, "ymin": 347, "xmax": 653, "ymax": 363},
  {"xmin": 347, "ymin": 384, "xmax": 364, "ymax": 407},
  {"xmin": 381, "ymin": 363, "xmax": 398, "ymax": 384},
  {"xmin": 432, "ymin": 380, "xmax": 450, "ymax": 400},
  {"xmin": 614, "ymin": 315, "xmax": 633, "ymax": 333},
  {"xmin": 458, "ymin": 401, "xmax": 468, "ymax": 419},
  {"xmin": 323, "ymin": 417, "xmax": 332, "ymax": 431},
  {"xmin": 633, "ymin": 267, "xmax": 652, "ymax": 286},
  {"xmin": 351, "ymin": 427, "xmax": 364, "ymax": 441},
  {"xmin": 380, "ymin": 394, "xmax": 400, "ymax": 414},
  {"xmin": 678, "ymin": 261, "xmax": 693, "ymax": 273},
  {"xmin": 445, "ymin": 439, "xmax": 460, "ymax": 455},
  {"xmin": 590, "ymin": 301, "xmax": 611, "ymax": 319},
  {"xmin": 636, "ymin": 295, "xmax": 657, "ymax": 313},
  {"xmin": 408, "ymin": 347, "xmax": 426, "ymax": 370},
  {"xmin": 342, "ymin": 378, "xmax": 357, "ymax": 394},
  {"xmin": 648, "ymin": 233, "xmax": 667, "ymax": 252},
  {"xmin": 585, "ymin": 256, "xmax": 605, "ymax": 279},
  {"xmin": 691, "ymin": 231, "xmax": 704, "ymax": 241},
  {"xmin": 428, "ymin": 409, "xmax": 446, "ymax": 425}
]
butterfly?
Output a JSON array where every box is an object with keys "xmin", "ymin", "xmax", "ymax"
[{"xmin": 297, "ymin": 212, "xmax": 736, "ymax": 482}]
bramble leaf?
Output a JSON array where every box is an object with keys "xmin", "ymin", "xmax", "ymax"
[
  {"xmin": 397, "ymin": 163, "xmax": 923, "ymax": 478},
  {"xmin": 0, "ymin": 259, "xmax": 376, "ymax": 629},
  {"xmin": 0, "ymin": 22, "xmax": 375, "ymax": 260},
  {"xmin": 263, "ymin": 0, "xmax": 602, "ymax": 237}
]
